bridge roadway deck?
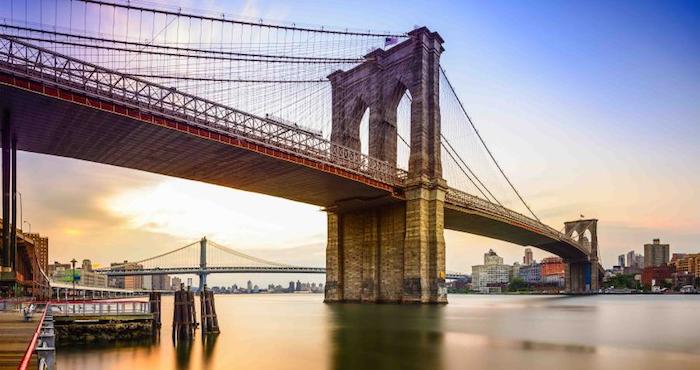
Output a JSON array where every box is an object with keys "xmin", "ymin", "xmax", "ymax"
[
  {"xmin": 444, "ymin": 206, "xmax": 587, "ymax": 260},
  {"xmin": 0, "ymin": 308, "xmax": 38, "ymax": 369},
  {"xmin": 0, "ymin": 79, "xmax": 399, "ymax": 209},
  {"xmin": 0, "ymin": 43, "xmax": 587, "ymax": 260},
  {"xmin": 0, "ymin": 78, "xmax": 588, "ymax": 260}
]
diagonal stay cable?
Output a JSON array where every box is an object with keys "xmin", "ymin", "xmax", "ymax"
[
  {"xmin": 399, "ymin": 95, "xmax": 499, "ymax": 205},
  {"xmin": 441, "ymin": 133, "xmax": 503, "ymax": 206},
  {"xmin": 440, "ymin": 66, "xmax": 541, "ymax": 223}
]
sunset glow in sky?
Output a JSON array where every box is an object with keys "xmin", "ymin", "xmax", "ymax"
[{"xmin": 10, "ymin": 0, "xmax": 700, "ymax": 284}]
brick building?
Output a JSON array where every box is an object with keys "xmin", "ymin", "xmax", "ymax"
[
  {"xmin": 641, "ymin": 265, "xmax": 674, "ymax": 288},
  {"xmin": 26, "ymin": 233, "xmax": 49, "ymax": 273},
  {"xmin": 541, "ymin": 257, "xmax": 566, "ymax": 287}
]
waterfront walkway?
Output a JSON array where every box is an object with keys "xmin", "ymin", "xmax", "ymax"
[{"xmin": 0, "ymin": 309, "xmax": 38, "ymax": 369}]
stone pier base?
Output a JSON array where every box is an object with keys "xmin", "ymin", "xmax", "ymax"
[
  {"xmin": 565, "ymin": 259, "xmax": 599, "ymax": 293},
  {"xmin": 325, "ymin": 182, "xmax": 447, "ymax": 304}
]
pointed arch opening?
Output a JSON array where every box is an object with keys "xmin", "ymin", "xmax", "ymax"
[
  {"xmin": 347, "ymin": 97, "xmax": 370, "ymax": 155},
  {"xmin": 359, "ymin": 107, "xmax": 370, "ymax": 156},
  {"xmin": 582, "ymin": 229, "xmax": 593, "ymax": 249},
  {"xmin": 396, "ymin": 90, "xmax": 412, "ymax": 171},
  {"xmin": 386, "ymin": 80, "xmax": 412, "ymax": 171},
  {"xmin": 570, "ymin": 229, "xmax": 581, "ymax": 242}
]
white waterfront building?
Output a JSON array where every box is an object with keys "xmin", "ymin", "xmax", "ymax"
[{"xmin": 472, "ymin": 249, "xmax": 514, "ymax": 293}]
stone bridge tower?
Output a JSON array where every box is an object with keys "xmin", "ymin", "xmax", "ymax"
[
  {"xmin": 563, "ymin": 219, "xmax": 600, "ymax": 293},
  {"xmin": 324, "ymin": 27, "xmax": 447, "ymax": 303}
]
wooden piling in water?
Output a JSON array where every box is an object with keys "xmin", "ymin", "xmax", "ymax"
[
  {"xmin": 149, "ymin": 292, "xmax": 161, "ymax": 328},
  {"xmin": 172, "ymin": 284, "xmax": 197, "ymax": 342},
  {"xmin": 200, "ymin": 286, "xmax": 220, "ymax": 334}
]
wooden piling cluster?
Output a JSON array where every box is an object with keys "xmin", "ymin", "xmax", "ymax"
[
  {"xmin": 172, "ymin": 285, "xmax": 198, "ymax": 342},
  {"xmin": 200, "ymin": 286, "xmax": 220, "ymax": 334},
  {"xmin": 148, "ymin": 292, "xmax": 161, "ymax": 328}
]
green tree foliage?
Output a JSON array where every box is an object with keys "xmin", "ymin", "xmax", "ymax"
[
  {"xmin": 508, "ymin": 277, "xmax": 528, "ymax": 292},
  {"xmin": 604, "ymin": 274, "xmax": 638, "ymax": 289}
]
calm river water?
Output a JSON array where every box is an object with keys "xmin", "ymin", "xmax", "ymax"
[{"xmin": 57, "ymin": 294, "xmax": 700, "ymax": 370}]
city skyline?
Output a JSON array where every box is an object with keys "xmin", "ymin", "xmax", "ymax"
[{"xmin": 9, "ymin": 0, "xmax": 700, "ymax": 277}]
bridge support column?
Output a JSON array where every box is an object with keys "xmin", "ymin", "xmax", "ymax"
[
  {"xmin": 563, "ymin": 219, "xmax": 600, "ymax": 294},
  {"xmin": 325, "ymin": 203, "xmax": 406, "ymax": 303},
  {"xmin": 565, "ymin": 260, "xmax": 594, "ymax": 294},
  {"xmin": 325, "ymin": 27, "xmax": 446, "ymax": 304},
  {"xmin": 1, "ymin": 110, "xmax": 10, "ymax": 270},
  {"xmin": 324, "ymin": 182, "xmax": 446, "ymax": 304},
  {"xmin": 199, "ymin": 237, "xmax": 207, "ymax": 291},
  {"xmin": 402, "ymin": 180, "xmax": 447, "ymax": 303}
]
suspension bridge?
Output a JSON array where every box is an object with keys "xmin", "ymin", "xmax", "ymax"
[
  {"xmin": 96, "ymin": 237, "xmax": 468, "ymax": 288},
  {"xmin": 0, "ymin": 0, "xmax": 601, "ymax": 303}
]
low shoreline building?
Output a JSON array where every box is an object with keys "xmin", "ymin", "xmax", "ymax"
[{"xmin": 472, "ymin": 249, "xmax": 513, "ymax": 293}]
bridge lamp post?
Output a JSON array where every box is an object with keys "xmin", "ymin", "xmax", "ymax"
[{"xmin": 70, "ymin": 258, "xmax": 77, "ymax": 298}]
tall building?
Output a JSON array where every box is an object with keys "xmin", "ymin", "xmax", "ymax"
[
  {"xmin": 152, "ymin": 275, "xmax": 171, "ymax": 290},
  {"xmin": 247, "ymin": 280, "xmax": 253, "ymax": 292},
  {"xmin": 81, "ymin": 259, "xmax": 93, "ymax": 272},
  {"xmin": 617, "ymin": 254, "xmax": 625, "ymax": 267},
  {"xmin": 142, "ymin": 275, "xmax": 153, "ymax": 290},
  {"xmin": 644, "ymin": 239, "xmax": 670, "ymax": 267},
  {"xmin": 523, "ymin": 248, "xmax": 534, "ymax": 265},
  {"xmin": 109, "ymin": 261, "xmax": 143, "ymax": 290},
  {"xmin": 472, "ymin": 249, "xmax": 513, "ymax": 290},
  {"xmin": 26, "ymin": 233, "xmax": 49, "ymax": 274},
  {"xmin": 626, "ymin": 250, "xmax": 636, "ymax": 268}
]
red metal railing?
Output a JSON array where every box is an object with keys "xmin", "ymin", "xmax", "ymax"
[
  {"xmin": 17, "ymin": 303, "xmax": 48, "ymax": 370},
  {"xmin": 15, "ymin": 298, "xmax": 150, "ymax": 369}
]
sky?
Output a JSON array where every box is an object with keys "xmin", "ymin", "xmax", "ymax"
[{"xmin": 9, "ymin": 0, "xmax": 700, "ymax": 286}]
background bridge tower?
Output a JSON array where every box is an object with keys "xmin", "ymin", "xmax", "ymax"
[
  {"xmin": 325, "ymin": 27, "xmax": 447, "ymax": 303},
  {"xmin": 563, "ymin": 219, "xmax": 600, "ymax": 293},
  {"xmin": 199, "ymin": 237, "xmax": 208, "ymax": 291}
]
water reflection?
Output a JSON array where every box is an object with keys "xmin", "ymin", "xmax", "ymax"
[
  {"xmin": 201, "ymin": 334, "xmax": 219, "ymax": 366},
  {"xmin": 329, "ymin": 304, "xmax": 444, "ymax": 370},
  {"xmin": 174, "ymin": 340, "xmax": 193, "ymax": 370},
  {"xmin": 55, "ymin": 295, "xmax": 700, "ymax": 370}
]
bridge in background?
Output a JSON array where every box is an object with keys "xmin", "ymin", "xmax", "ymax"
[
  {"xmin": 0, "ymin": 0, "xmax": 601, "ymax": 304},
  {"xmin": 97, "ymin": 238, "xmax": 469, "ymax": 289}
]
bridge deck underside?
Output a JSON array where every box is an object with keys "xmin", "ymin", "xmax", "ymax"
[
  {"xmin": 0, "ymin": 84, "xmax": 397, "ymax": 208},
  {"xmin": 444, "ymin": 206, "xmax": 587, "ymax": 260},
  {"xmin": 0, "ymin": 81, "xmax": 587, "ymax": 262}
]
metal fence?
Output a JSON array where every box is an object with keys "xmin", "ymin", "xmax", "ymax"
[{"xmin": 49, "ymin": 300, "xmax": 150, "ymax": 316}]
